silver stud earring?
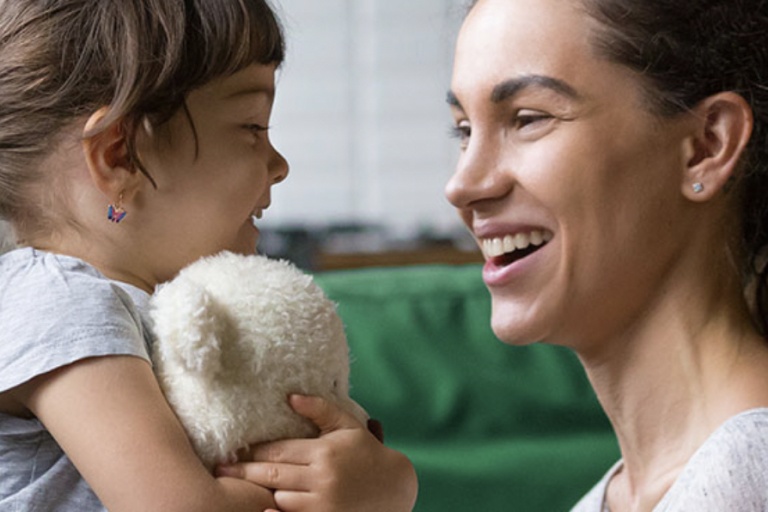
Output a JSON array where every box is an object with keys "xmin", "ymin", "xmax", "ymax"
[{"xmin": 692, "ymin": 182, "xmax": 704, "ymax": 194}]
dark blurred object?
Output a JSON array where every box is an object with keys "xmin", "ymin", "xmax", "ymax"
[
  {"xmin": 257, "ymin": 225, "xmax": 319, "ymax": 270},
  {"xmin": 258, "ymin": 222, "xmax": 482, "ymax": 271}
]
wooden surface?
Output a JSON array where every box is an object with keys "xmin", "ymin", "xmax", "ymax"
[{"xmin": 316, "ymin": 246, "xmax": 484, "ymax": 271}]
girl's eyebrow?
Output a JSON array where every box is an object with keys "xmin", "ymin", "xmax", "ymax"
[
  {"xmin": 225, "ymin": 86, "xmax": 275, "ymax": 101},
  {"xmin": 446, "ymin": 74, "xmax": 582, "ymax": 110}
]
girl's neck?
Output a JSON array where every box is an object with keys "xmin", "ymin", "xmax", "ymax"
[{"xmin": 30, "ymin": 230, "xmax": 157, "ymax": 294}]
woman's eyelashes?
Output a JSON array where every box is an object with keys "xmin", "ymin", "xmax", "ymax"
[
  {"xmin": 449, "ymin": 120, "xmax": 471, "ymax": 149},
  {"xmin": 449, "ymin": 110, "xmax": 554, "ymax": 149},
  {"xmin": 513, "ymin": 110, "xmax": 553, "ymax": 129}
]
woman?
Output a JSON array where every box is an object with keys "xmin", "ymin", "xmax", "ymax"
[{"xmin": 445, "ymin": 0, "xmax": 768, "ymax": 510}]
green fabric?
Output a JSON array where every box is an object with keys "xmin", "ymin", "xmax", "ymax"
[{"xmin": 315, "ymin": 264, "xmax": 619, "ymax": 512}]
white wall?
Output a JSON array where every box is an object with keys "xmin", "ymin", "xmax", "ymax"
[{"xmin": 265, "ymin": 0, "xmax": 468, "ymax": 239}]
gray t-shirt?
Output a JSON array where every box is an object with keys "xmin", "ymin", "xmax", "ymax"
[
  {"xmin": 0, "ymin": 248, "xmax": 152, "ymax": 511},
  {"xmin": 571, "ymin": 408, "xmax": 768, "ymax": 512}
]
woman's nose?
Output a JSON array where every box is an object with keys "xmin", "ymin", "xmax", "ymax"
[{"xmin": 445, "ymin": 143, "xmax": 513, "ymax": 210}]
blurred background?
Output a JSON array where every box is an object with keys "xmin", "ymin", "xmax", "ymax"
[{"xmin": 259, "ymin": 0, "xmax": 481, "ymax": 270}]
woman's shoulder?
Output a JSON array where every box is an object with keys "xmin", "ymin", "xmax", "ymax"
[
  {"xmin": 702, "ymin": 408, "xmax": 768, "ymax": 461},
  {"xmin": 658, "ymin": 408, "xmax": 768, "ymax": 511}
]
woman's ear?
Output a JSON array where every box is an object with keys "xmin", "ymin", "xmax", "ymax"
[
  {"xmin": 82, "ymin": 108, "xmax": 142, "ymax": 202},
  {"xmin": 682, "ymin": 92, "xmax": 754, "ymax": 201}
]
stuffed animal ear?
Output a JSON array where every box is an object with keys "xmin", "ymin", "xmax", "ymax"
[{"xmin": 152, "ymin": 279, "xmax": 224, "ymax": 376}]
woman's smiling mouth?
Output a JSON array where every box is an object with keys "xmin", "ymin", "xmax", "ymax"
[{"xmin": 480, "ymin": 229, "xmax": 553, "ymax": 266}]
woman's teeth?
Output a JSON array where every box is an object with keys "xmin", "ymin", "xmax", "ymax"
[{"xmin": 481, "ymin": 230, "xmax": 553, "ymax": 259}]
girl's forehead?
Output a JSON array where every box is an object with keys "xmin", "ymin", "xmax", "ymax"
[{"xmin": 195, "ymin": 64, "xmax": 277, "ymax": 102}]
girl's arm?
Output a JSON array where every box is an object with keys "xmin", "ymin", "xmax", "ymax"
[
  {"xmin": 14, "ymin": 354, "xmax": 277, "ymax": 512},
  {"xmin": 217, "ymin": 395, "xmax": 419, "ymax": 512}
]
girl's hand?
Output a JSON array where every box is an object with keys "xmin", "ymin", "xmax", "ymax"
[{"xmin": 216, "ymin": 395, "xmax": 418, "ymax": 512}]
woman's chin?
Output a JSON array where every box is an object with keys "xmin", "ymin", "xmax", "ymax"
[{"xmin": 490, "ymin": 308, "xmax": 549, "ymax": 346}]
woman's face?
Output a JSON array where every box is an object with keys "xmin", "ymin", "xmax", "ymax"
[{"xmin": 446, "ymin": 0, "xmax": 697, "ymax": 349}]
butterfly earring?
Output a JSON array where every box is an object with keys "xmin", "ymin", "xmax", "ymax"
[{"xmin": 107, "ymin": 193, "xmax": 127, "ymax": 224}]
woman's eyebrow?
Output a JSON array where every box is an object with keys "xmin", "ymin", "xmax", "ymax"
[
  {"xmin": 446, "ymin": 74, "xmax": 581, "ymax": 110},
  {"xmin": 446, "ymin": 90, "xmax": 462, "ymax": 109},
  {"xmin": 491, "ymin": 74, "xmax": 581, "ymax": 103}
]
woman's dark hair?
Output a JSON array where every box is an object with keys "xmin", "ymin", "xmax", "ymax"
[
  {"xmin": 579, "ymin": 0, "xmax": 768, "ymax": 332},
  {"xmin": 0, "ymin": 0, "xmax": 285, "ymax": 234}
]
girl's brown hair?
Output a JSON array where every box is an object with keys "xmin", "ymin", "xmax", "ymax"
[{"xmin": 0, "ymin": 0, "xmax": 285, "ymax": 231}]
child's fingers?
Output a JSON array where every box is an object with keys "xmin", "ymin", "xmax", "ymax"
[
  {"xmin": 288, "ymin": 394, "xmax": 363, "ymax": 435},
  {"xmin": 216, "ymin": 461, "xmax": 311, "ymax": 492},
  {"xmin": 249, "ymin": 437, "xmax": 316, "ymax": 465}
]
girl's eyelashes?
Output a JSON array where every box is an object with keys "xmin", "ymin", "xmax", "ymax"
[{"xmin": 245, "ymin": 123, "xmax": 271, "ymax": 134}]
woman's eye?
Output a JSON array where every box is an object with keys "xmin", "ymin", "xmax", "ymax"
[
  {"xmin": 514, "ymin": 111, "xmax": 552, "ymax": 129},
  {"xmin": 449, "ymin": 120, "xmax": 471, "ymax": 149}
]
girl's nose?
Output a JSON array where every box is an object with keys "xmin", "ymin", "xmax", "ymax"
[{"xmin": 269, "ymin": 145, "xmax": 289, "ymax": 185}]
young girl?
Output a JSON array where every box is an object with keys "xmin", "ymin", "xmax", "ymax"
[
  {"xmin": 0, "ymin": 1, "xmax": 417, "ymax": 511},
  {"xmin": 446, "ymin": 0, "xmax": 768, "ymax": 510}
]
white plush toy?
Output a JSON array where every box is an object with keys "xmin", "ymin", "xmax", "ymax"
[{"xmin": 149, "ymin": 251, "xmax": 368, "ymax": 469}]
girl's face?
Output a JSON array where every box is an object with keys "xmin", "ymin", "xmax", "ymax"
[
  {"xmin": 136, "ymin": 63, "xmax": 288, "ymax": 284},
  {"xmin": 446, "ymin": 0, "xmax": 697, "ymax": 350}
]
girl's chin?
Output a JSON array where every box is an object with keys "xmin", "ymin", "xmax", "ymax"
[
  {"xmin": 230, "ymin": 225, "xmax": 260, "ymax": 255},
  {"xmin": 230, "ymin": 243, "xmax": 259, "ymax": 256}
]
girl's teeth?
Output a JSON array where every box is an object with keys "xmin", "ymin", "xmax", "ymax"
[{"xmin": 481, "ymin": 230, "xmax": 552, "ymax": 258}]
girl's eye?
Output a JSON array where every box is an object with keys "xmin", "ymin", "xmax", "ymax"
[
  {"xmin": 245, "ymin": 123, "xmax": 270, "ymax": 135},
  {"xmin": 449, "ymin": 120, "xmax": 471, "ymax": 149}
]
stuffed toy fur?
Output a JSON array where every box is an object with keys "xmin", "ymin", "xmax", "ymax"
[{"xmin": 149, "ymin": 251, "xmax": 368, "ymax": 469}]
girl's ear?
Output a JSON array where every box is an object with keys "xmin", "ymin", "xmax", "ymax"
[
  {"xmin": 682, "ymin": 92, "xmax": 754, "ymax": 201},
  {"xmin": 82, "ymin": 108, "xmax": 142, "ymax": 202}
]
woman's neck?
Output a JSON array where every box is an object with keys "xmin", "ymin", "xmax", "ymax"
[{"xmin": 577, "ymin": 277, "xmax": 768, "ymax": 508}]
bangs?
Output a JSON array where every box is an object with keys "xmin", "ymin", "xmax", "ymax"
[{"xmin": 185, "ymin": 0, "xmax": 286, "ymax": 80}]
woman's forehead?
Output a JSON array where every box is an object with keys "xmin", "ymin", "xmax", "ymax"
[{"xmin": 452, "ymin": 0, "xmax": 598, "ymax": 96}]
